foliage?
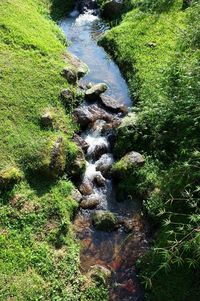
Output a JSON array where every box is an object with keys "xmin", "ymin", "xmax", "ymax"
[{"xmin": 100, "ymin": 0, "xmax": 200, "ymax": 299}]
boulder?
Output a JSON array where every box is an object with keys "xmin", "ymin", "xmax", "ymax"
[
  {"xmin": 38, "ymin": 136, "xmax": 67, "ymax": 178},
  {"xmin": 92, "ymin": 210, "xmax": 118, "ymax": 231},
  {"xmin": 88, "ymin": 104, "xmax": 113, "ymax": 122},
  {"xmin": 90, "ymin": 143, "xmax": 109, "ymax": 160},
  {"xmin": 60, "ymin": 89, "xmax": 74, "ymax": 106},
  {"xmin": 41, "ymin": 110, "xmax": 53, "ymax": 127},
  {"xmin": 92, "ymin": 120, "xmax": 107, "ymax": 133},
  {"xmin": 100, "ymin": 94, "xmax": 127, "ymax": 112},
  {"xmin": 80, "ymin": 196, "xmax": 100, "ymax": 209},
  {"xmin": 73, "ymin": 134, "xmax": 89, "ymax": 152},
  {"xmin": 112, "ymin": 151, "xmax": 145, "ymax": 179},
  {"xmin": 71, "ymin": 188, "xmax": 82, "ymax": 203},
  {"xmin": 62, "ymin": 67, "xmax": 77, "ymax": 84},
  {"xmin": 0, "ymin": 167, "xmax": 22, "ymax": 190},
  {"xmin": 49, "ymin": 137, "xmax": 66, "ymax": 177},
  {"xmin": 85, "ymin": 83, "xmax": 108, "ymax": 101},
  {"xmin": 94, "ymin": 174, "xmax": 106, "ymax": 187},
  {"xmin": 73, "ymin": 104, "xmax": 113, "ymax": 127},
  {"xmin": 65, "ymin": 53, "xmax": 88, "ymax": 79},
  {"xmin": 95, "ymin": 154, "xmax": 114, "ymax": 178},
  {"xmin": 71, "ymin": 147, "xmax": 86, "ymax": 177},
  {"xmin": 73, "ymin": 107, "xmax": 93, "ymax": 127},
  {"xmin": 101, "ymin": 117, "xmax": 122, "ymax": 134},
  {"xmin": 79, "ymin": 180, "xmax": 93, "ymax": 196},
  {"xmin": 125, "ymin": 151, "xmax": 145, "ymax": 166}
]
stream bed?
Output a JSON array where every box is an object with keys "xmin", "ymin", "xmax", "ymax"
[{"xmin": 60, "ymin": 4, "xmax": 149, "ymax": 301}]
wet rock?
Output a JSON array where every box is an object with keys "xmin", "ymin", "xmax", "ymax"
[
  {"xmin": 0, "ymin": 167, "xmax": 22, "ymax": 190},
  {"xmin": 79, "ymin": 180, "xmax": 93, "ymax": 196},
  {"xmin": 60, "ymin": 89, "xmax": 74, "ymax": 106},
  {"xmin": 62, "ymin": 67, "xmax": 77, "ymax": 84},
  {"xmin": 90, "ymin": 265, "xmax": 111, "ymax": 283},
  {"xmin": 95, "ymin": 154, "xmax": 114, "ymax": 178},
  {"xmin": 101, "ymin": 0, "xmax": 123, "ymax": 20},
  {"xmin": 73, "ymin": 134, "xmax": 89, "ymax": 152},
  {"xmin": 41, "ymin": 110, "xmax": 53, "ymax": 127},
  {"xmin": 71, "ymin": 147, "xmax": 86, "ymax": 177},
  {"xmin": 73, "ymin": 107, "xmax": 93, "ymax": 127},
  {"xmin": 94, "ymin": 174, "xmax": 106, "ymax": 187},
  {"xmin": 90, "ymin": 143, "xmax": 109, "ymax": 160},
  {"xmin": 85, "ymin": 83, "xmax": 108, "ymax": 101},
  {"xmin": 65, "ymin": 53, "xmax": 88, "ymax": 79},
  {"xmin": 93, "ymin": 210, "xmax": 118, "ymax": 231},
  {"xmin": 100, "ymin": 94, "xmax": 127, "ymax": 113},
  {"xmin": 73, "ymin": 104, "xmax": 113, "ymax": 127},
  {"xmin": 101, "ymin": 117, "xmax": 122, "ymax": 134},
  {"xmin": 80, "ymin": 196, "xmax": 100, "ymax": 209},
  {"xmin": 88, "ymin": 104, "xmax": 113, "ymax": 122},
  {"xmin": 91, "ymin": 120, "xmax": 107, "ymax": 133},
  {"xmin": 77, "ymin": 0, "xmax": 98, "ymax": 13},
  {"xmin": 71, "ymin": 188, "xmax": 82, "ymax": 203},
  {"xmin": 107, "ymin": 133, "xmax": 116, "ymax": 149}
]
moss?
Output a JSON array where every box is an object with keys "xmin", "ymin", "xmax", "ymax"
[
  {"xmin": 93, "ymin": 210, "xmax": 118, "ymax": 231},
  {"xmin": 0, "ymin": 167, "xmax": 23, "ymax": 191}
]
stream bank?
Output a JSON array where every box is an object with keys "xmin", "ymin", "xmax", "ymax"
[{"xmin": 60, "ymin": 3, "xmax": 149, "ymax": 300}]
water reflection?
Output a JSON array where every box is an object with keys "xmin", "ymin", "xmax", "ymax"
[{"xmin": 60, "ymin": 10, "xmax": 132, "ymax": 105}]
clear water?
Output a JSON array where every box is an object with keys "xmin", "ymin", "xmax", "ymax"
[
  {"xmin": 60, "ymin": 10, "xmax": 132, "ymax": 106},
  {"xmin": 60, "ymin": 7, "xmax": 148, "ymax": 301}
]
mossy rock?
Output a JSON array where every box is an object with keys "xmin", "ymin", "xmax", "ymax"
[
  {"xmin": 39, "ymin": 135, "xmax": 67, "ymax": 178},
  {"xmin": 66, "ymin": 142, "xmax": 86, "ymax": 178},
  {"xmin": 0, "ymin": 166, "xmax": 23, "ymax": 190},
  {"xmin": 112, "ymin": 151, "xmax": 145, "ymax": 179},
  {"xmin": 71, "ymin": 147, "xmax": 86, "ymax": 177},
  {"xmin": 64, "ymin": 52, "xmax": 89, "ymax": 79},
  {"xmin": 89, "ymin": 265, "xmax": 111, "ymax": 285},
  {"xmin": 92, "ymin": 210, "xmax": 118, "ymax": 231}
]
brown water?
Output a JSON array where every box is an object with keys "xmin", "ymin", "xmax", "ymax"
[{"xmin": 60, "ymin": 5, "xmax": 149, "ymax": 301}]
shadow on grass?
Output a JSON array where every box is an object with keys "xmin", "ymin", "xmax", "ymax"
[{"xmin": 26, "ymin": 172, "xmax": 58, "ymax": 197}]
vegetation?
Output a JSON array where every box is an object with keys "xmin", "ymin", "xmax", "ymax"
[
  {"xmin": 100, "ymin": 0, "xmax": 200, "ymax": 300},
  {"xmin": 0, "ymin": 0, "xmax": 108, "ymax": 299}
]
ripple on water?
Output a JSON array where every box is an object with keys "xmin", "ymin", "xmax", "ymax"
[{"xmin": 60, "ymin": 6, "xmax": 148, "ymax": 301}]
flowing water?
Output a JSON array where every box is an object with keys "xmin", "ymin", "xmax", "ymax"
[{"xmin": 60, "ymin": 4, "xmax": 149, "ymax": 301}]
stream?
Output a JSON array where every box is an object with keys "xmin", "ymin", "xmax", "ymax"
[{"xmin": 60, "ymin": 3, "xmax": 149, "ymax": 301}]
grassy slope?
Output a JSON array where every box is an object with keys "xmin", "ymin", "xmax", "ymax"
[
  {"xmin": 0, "ymin": 0, "xmax": 74, "ymax": 173},
  {"xmin": 100, "ymin": 0, "xmax": 200, "ymax": 300},
  {"xmin": 0, "ymin": 1, "xmax": 108, "ymax": 300}
]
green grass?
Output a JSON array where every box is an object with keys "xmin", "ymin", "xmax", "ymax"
[
  {"xmin": 0, "ymin": 0, "xmax": 75, "ymax": 173},
  {"xmin": 100, "ymin": 0, "xmax": 200, "ymax": 300},
  {"xmin": 0, "ymin": 1, "xmax": 109, "ymax": 299}
]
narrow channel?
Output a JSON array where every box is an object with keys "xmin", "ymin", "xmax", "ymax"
[{"xmin": 60, "ymin": 2, "xmax": 149, "ymax": 300}]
